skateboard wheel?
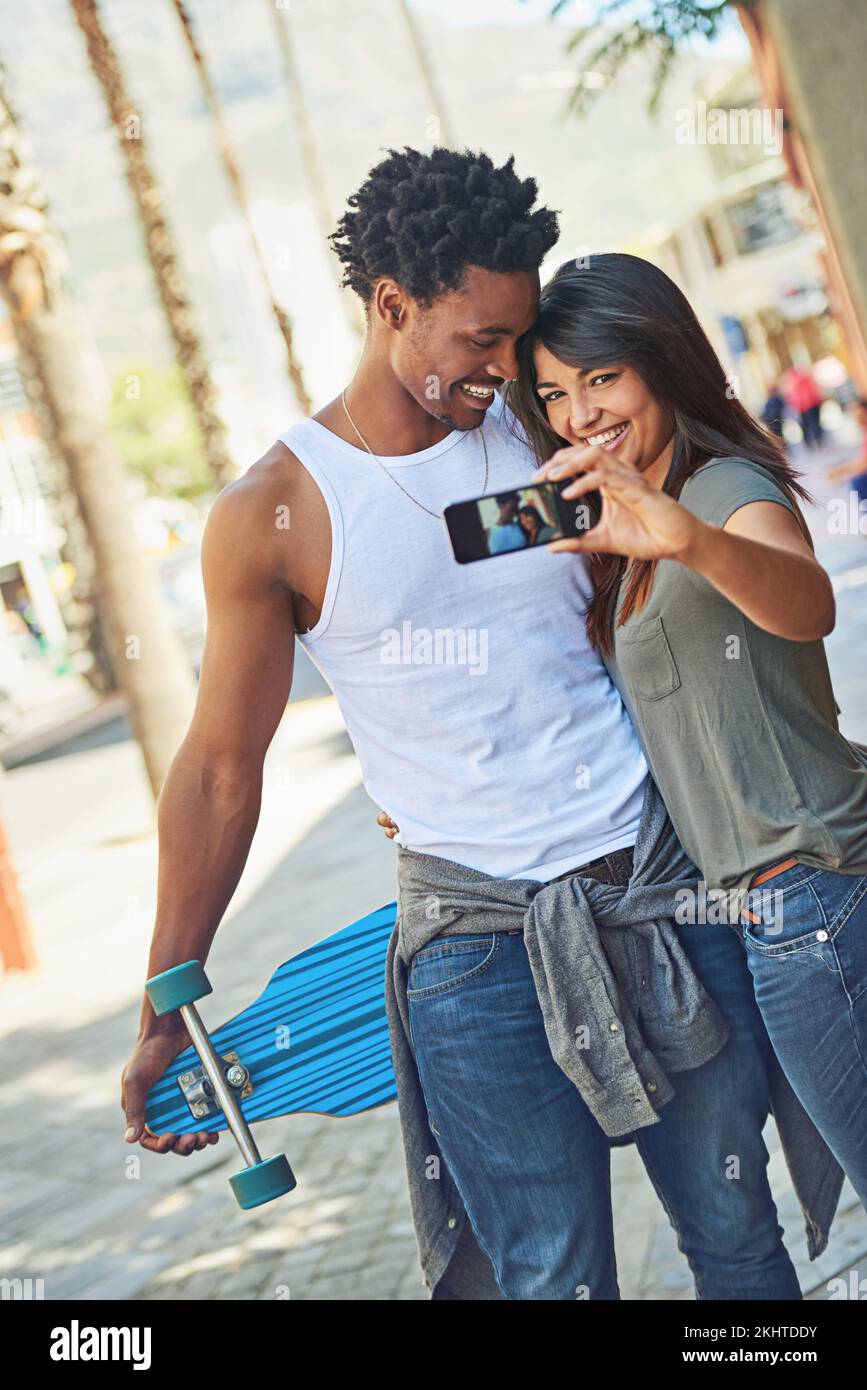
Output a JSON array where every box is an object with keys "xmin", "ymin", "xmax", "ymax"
[
  {"xmin": 229, "ymin": 1154, "xmax": 297, "ymax": 1209},
  {"xmin": 145, "ymin": 960, "xmax": 212, "ymax": 1016}
]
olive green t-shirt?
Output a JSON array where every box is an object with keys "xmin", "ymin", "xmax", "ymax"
[{"xmin": 603, "ymin": 456, "xmax": 867, "ymax": 891}]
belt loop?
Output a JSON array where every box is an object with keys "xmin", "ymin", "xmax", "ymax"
[{"xmin": 741, "ymin": 856, "xmax": 799, "ymax": 925}]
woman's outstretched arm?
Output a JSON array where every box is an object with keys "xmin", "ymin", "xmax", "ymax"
[{"xmin": 533, "ymin": 445, "xmax": 835, "ymax": 641}]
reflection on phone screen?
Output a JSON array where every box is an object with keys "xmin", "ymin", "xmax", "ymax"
[{"xmin": 480, "ymin": 486, "xmax": 563, "ymax": 556}]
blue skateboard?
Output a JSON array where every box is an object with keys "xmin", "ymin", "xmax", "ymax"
[{"xmin": 144, "ymin": 901, "xmax": 398, "ymax": 1209}]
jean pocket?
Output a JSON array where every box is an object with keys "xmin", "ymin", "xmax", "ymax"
[
  {"xmin": 808, "ymin": 870, "xmax": 867, "ymax": 939},
  {"xmin": 741, "ymin": 899, "xmax": 810, "ymax": 952},
  {"xmin": 740, "ymin": 871, "xmax": 867, "ymax": 952},
  {"xmin": 407, "ymin": 933, "xmax": 499, "ymax": 999}
]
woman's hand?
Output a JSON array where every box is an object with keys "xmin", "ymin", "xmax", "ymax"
[
  {"xmin": 377, "ymin": 810, "xmax": 400, "ymax": 839},
  {"xmin": 535, "ymin": 445, "xmax": 834, "ymax": 640},
  {"xmin": 532, "ymin": 445, "xmax": 704, "ymax": 561}
]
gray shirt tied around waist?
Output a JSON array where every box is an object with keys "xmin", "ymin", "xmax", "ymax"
[{"xmin": 383, "ymin": 776, "xmax": 845, "ymax": 1298}]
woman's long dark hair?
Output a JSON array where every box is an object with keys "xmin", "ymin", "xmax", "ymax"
[
  {"xmin": 518, "ymin": 503, "xmax": 546, "ymax": 538},
  {"xmin": 505, "ymin": 253, "xmax": 813, "ymax": 654}
]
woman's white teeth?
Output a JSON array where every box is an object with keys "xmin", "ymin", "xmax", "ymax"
[
  {"xmin": 587, "ymin": 422, "xmax": 628, "ymax": 446},
  {"xmin": 461, "ymin": 383, "xmax": 494, "ymax": 398}
]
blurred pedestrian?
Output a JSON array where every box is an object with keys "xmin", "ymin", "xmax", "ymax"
[
  {"xmin": 784, "ymin": 365, "xmax": 825, "ymax": 449},
  {"xmin": 761, "ymin": 381, "xmax": 787, "ymax": 443},
  {"xmin": 826, "ymin": 396, "xmax": 867, "ymax": 524}
]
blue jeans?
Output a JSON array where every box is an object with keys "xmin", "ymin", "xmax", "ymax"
[
  {"xmin": 407, "ymin": 917, "xmax": 801, "ymax": 1301},
  {"xmin": 735, "ymin": 862, "xmax": 867, "ymax": 1209}
]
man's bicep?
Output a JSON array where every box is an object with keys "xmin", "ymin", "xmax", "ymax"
[{"xmin": 188, "ymin": 486, "xmax": 297, "ymax": 766}]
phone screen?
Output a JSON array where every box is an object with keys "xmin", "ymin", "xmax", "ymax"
[{"xmin": 444, "ymin": 481, "xmax": 596, "ymax": 564}]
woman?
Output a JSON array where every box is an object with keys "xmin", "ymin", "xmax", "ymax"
[
  {"xmin": 506, "ymin": 252, "xmax": 867, "ymax": 1207},
  {"xmin": 518, "ymin": 502, "xmax": 556, "ymax": 545}
]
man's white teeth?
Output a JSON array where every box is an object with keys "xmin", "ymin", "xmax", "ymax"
[
  {"xmin": 586, "ymin": 422, "xmax": 628, "ymax": 446},
  {"xmin": 461, "ymin": 384, "xmax": 494, "ymax": 398}
]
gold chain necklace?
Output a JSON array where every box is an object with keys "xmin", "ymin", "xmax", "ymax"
[{"xmin": 340, "ymin": 388, "xmax": 488, "ymax": 520}]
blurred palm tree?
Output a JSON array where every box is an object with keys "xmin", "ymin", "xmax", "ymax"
[
  {"xmin": 171, "ymin": 0, "xmax": 312, "ymax": 412},
  {"xmin": 543, "ymin": 0, "xmax": 742, "ymax": 114},
  {"xmin": 0, "ymin": 68, "xmax": 197, "ymax": 801},
  {"xmin": 267, "ymin": 0, "xmax": 363, "ymax": 337},
  {"xmin": 70, "ymin": 0, "xmax": 235, "ymax": 489},
  {"xmin": 396, "ymin": 0, "xmax": 456, "ymax": 147}
]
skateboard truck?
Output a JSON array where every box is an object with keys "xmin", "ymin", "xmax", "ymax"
[
  {"xmin": 178, "ymin": 1051, "xmax": 253, "ymax": 1121},
  {"xmin": 145, "ymin": 960, "xmax": 297, "ymax": 1209}
]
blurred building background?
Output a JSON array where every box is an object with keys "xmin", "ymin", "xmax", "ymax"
[{"xmin": 645, "ymin": 62, "xmax": 850, "ymax": 419}]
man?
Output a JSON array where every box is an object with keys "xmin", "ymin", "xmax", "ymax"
[
  {"xmin": 488, "ymin": 491, "xmax": 527, "ymax": 552},
  {"xmin": 122, "ymin": 147, "xmax": 811, "ymax": 1300}
]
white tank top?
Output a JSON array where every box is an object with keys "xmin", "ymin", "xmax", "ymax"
[{"xmin": 281, "ymin": 392, "xmax": 647, "ymax": 881}]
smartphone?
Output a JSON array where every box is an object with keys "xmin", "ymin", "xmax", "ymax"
[{"xmin": 444, "ymin": 479, "xmax": 599, "ymax": 564}]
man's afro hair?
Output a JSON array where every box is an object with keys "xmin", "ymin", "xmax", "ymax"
[{"xmin": 329, "ymin": 146, "xmax": 560, "ymax": 305}]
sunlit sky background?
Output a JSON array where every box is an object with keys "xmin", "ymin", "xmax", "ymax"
[{"xmin": 1, "ymin": 0, "xmax": 753, "ymax": 445}]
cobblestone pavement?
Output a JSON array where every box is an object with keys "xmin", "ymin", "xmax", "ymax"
[{"xmin": 1, "ymin": 439, "xmax": 865, "ymax": 1301}]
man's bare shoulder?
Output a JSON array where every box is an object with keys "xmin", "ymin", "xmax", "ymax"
[
  {"xmin": 203, "ymin": 440, "xmax": 330, "ymax": 602},
  {"xmin": 211, "ymin": 439, "xmax": 311, "ymax": 520}
]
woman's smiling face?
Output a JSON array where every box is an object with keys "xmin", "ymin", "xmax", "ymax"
[{"xmin": 532, "ymin": 342, "xmax": 675, "ymax": 478}]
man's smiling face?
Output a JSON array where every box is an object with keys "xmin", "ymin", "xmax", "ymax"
[{"xmin": 392, "ymin": 265, "xmax": 540, "ymax": 431}]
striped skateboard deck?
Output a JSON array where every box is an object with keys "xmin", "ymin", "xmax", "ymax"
[{"xmin": 145, "ymin": 901, "xmax": 398, "ymax": 1137}]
